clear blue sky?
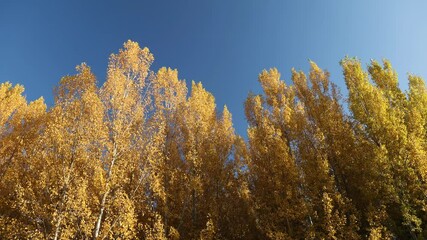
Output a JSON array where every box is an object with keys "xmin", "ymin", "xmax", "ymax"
[{"xmin": 1, "ymin": 1, "xmax": 426, "ymax": 136}]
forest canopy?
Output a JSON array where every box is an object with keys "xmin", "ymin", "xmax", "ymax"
[{"xmin": 1, "ymin": 40, "xmax": 427, "ymax": 239}]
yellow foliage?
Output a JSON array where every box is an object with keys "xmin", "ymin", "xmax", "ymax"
[{"xmin": 2, "ymin": 42, "xmax": 427, "ymax": 239}]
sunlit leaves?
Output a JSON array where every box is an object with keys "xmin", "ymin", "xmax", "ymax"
[{"xmin": 1, "ymin": 41, "xmax": 427, "ymax": 239}]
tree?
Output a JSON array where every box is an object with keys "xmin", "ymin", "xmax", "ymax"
[
  {"xmin": 0, "ymin": 82, "xmax": 46, "ymax": 239},
  {"xmin": 44, "ymin": 63, "xmax": 105, "ymax": 239},
  {"xmin": 2, "ymin": 40, "xmax": 427, "ymax": 239},
  {"xmin": 342, "ymin": 58, "xmax": 427, "ymax": 239},
  {"xmin": 93, "ymin": 40, "xmax": 154, "ymax": 239},
  {"xmin": 244, "ymin": 68, "xmax": 308, "ymax": 239},
  {"xmin": 291, "ymin": 62, "xmax": 359, "ymax": 239}
]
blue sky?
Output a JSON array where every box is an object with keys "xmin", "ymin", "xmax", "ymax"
[{"xmin": 1, "ymin": 1, "xmax": 426, "ymax": 136}]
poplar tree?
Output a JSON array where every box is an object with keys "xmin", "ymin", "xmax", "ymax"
[
  {"xmin": 0, "ymin": 83, "xmax": 46, "ymax": 238},
  {"xmin": 2, "ymin": 41, "xmax": 427, "ymax": 239},
  {"xmin": 244, "ymin": 69, "xmax": 308, "ymax": 239}
]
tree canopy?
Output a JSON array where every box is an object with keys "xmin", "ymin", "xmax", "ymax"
[{"xmin": 1, "ymin": 41, "xmax": 427, "ymax": 239}]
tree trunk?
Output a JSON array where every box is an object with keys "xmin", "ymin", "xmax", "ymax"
[{"xmin": 93, "ymin": 143, "xmax": 117, "ymax": 239}]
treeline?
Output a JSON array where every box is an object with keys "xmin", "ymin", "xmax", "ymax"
[{"xmin": 1, "ymin": 41, "xmax": 427, "ymax": 239}]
